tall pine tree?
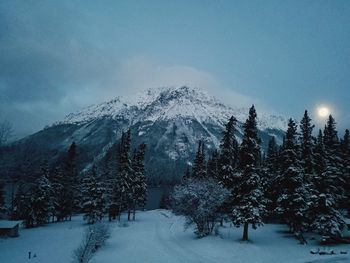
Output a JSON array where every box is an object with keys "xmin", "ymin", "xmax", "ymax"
[
  {"xmin": 232, "ymin": 105, "xmax": 265, "ymax": 241},
  {"xmin": 81, "ymin": 165, "xmax": 105, "ymax": 224},
  {"xmin": 323, "ymin": 115, "xmax": 343, "ymax": 201},
  {"xmin": 131, "ymin": 143, "xmax": 147, "ymax": 220},
  {"xmin": 117, "ymin": 130, "xmax": 134, "ymax": 221},
  {"xmin": 26, "ymin": 164, "xmax": 53, "ymax": 227},
  {"xmin": 299, "ymin": 110, "xmax": 315, "ymax": 176},
  {"xmin": 218, "ymin": 116, "xmax": 239, "ymax": 188},
  {"xmin": 275, "ymin": 119, "xmax": 309, "ymax": 238}
]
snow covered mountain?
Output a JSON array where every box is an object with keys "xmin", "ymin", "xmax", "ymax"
[
  {"xmin": 5, "ymin": 86, "xmax": 287, "ymax": 183},
  {"xmin": 58, "ymin": 86, "xmax": 286, "ymax": 133}
]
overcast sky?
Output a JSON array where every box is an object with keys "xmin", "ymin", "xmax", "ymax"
[{"xmin": 1, "ymin": 0, "xmax": 350, "ymax": 138}]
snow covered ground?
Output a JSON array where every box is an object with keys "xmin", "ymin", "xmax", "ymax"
[
  {"xmin": 0, "ymin": 210, "xmax": 349, "ymax": 263},
  {"xmin": 0, "ymin": 216, "xmax": 86, "ymax": 263}
]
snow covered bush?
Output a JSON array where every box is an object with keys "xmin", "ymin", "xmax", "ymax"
[
  {"xmin": 171, "ymin": 178, "xmax": 230, "ymax": 237},
  {"xmin": 72, "ymin": 223, "xmax": 111, "ymax": 263}
]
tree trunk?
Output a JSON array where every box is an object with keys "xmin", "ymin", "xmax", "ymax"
[
  {"xmin": 242, "ymin": 222, "xmax": 249, "ymax": 241},
  {"xmin": 127, "ymin": 209, "xmax": 131, "ymax": 221}
]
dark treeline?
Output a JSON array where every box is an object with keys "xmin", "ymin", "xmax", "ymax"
[
  {"xmin": 173, "ymin": 107, "xmax": 350, "ymax": 242},
  {"xmin": 0, "ymin": 129, "xmax": 147, "ymax": 227}
]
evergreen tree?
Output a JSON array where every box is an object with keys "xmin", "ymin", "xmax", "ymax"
[
  {"xmin": 117, "ymin": 130, "xmax": 134, "ymax": 220},
  {"xmin": 299, "ymin": 110, "xmax": 315, "ymax": 175},
  {"xmin": 81, "ymin": 165, "xmax": 105, "ymax": 224},
  {"xmin": 106, "ymin": 142, "xmax": 121, "ymax": 221},
  {"xmin": 324, "ymin": 115, "xmax": 339, "ymax": 149},
  {"xmin": 26, "ymin": 165, "xmax": 53, "ymax": 227},
  {"xmin": 275, "ymin": 119, "xmax": 309, "ymax": 238},
  {"xmin": 310, "ymin": 128, "xmax": 345, "ymax": 237},
  {"xmin": 218, "ymin": 116, "xmax": 239, "ymax": 188},
  {"xmin": 33, "ymin": 172, "xmax": 53, "ymax": 226},
  {"xmin": 192, "ymin": 140, "xmax": 207, "ymax": 179},
  {"xmin": 323, "ymin": 115, "xmax": 343, "ymax": 201},
  {"xmin": 232, "ymin": 105, "xmax": 265, "ymax": 241},
  {"xmin": 131, "ymin": 143, "xmax": 147, "ymax": 220},
  {"xmin": 50, "ymin": 165, "xmax": 70, "ymax": 221}
]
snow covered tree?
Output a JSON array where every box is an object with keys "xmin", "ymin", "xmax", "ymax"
[
  {"xmin": 216, "ymin": 116, "xmax": 240, "ymax": 224},
  {"xmin": 299, "ymin": 110, "xmax": 315, "ymax": 176},
  {"xmin": 275, "ymin": 119, "xmax": 309, "ymax": 238},
  {"xmin": 81, "ymin": 165, "xmax": 105, "ymax": 224},
  {"xmin": 49, "ymin": 165, "xmax": 70, "ymax": 222},
  {"xmin": 218, "ymin": 116, "xmax": 239, "ymax": 188},
  {"xmin": 310, "ymin": 130, "xmax": 345, "ymax": 236},
  {"xmin": 116, "ymin": 130, "xmax": 134, "ymax": 220},
  {"xmin": 233, "ymin": 105, "xmax": 265, "ymax": 241},
  {"xmin": 131, "ymin": 143, "xmax": 147, "ymax": 220},
  {"xmin": 323, "ymin": 115, "xmax": 343, "ymax": 201},
  {"xmin": 33, "ymin": 171, "xmax": 53, "ymax": 226},
  {"xmin": 192, "ymin": 140, "xmax": 207, "ymax": 179},
  {"xmin": 25, "ymin": 164, "xmax": 54, "ymax": 227},
  {"xmin": 105, "ymin": 142, "xmax": 121, "ymax": 221},
  {"xmin": 172, "ymin": 178, "xmax": 230, "ymax": 237}
]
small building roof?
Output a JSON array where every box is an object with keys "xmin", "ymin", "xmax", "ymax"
[{"xmin": 0, "ymin": 220, "xmax": 22, "ymax": 228}]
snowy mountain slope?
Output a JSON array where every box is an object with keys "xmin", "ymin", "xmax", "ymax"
[{"xmin": 3, "ymin": 86, "xmax": 287, "ymax": 183}]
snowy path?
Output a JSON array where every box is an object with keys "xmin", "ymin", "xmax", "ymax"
[
  {"xmin": 94, "ymin": 210, "xmax": 350, "ymax": 263},
  {"xmin": 0, "ymin": 210, "xmax": 349, "ymax": 263}
]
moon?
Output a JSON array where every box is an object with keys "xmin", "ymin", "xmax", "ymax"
[{"xmin": 317, "ymin": 106, "xmax": 330, "ymax": 118}]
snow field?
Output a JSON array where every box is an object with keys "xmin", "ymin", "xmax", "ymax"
[{"xmin": 0, "ymin": 210, "xmax": 349, "ymax": 263}]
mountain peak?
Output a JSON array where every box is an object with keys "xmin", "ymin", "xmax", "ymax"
[{"xmin": 57, "ymin": 86, "xmax": 287, "ymax": 132}]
